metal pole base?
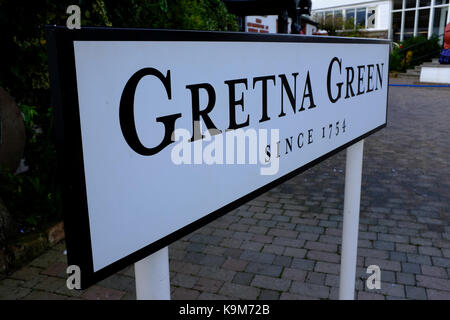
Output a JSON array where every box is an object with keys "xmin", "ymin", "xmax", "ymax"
[
  {"xmin": 339, "ymin": 140, "xmax": 364, "ymax": 300},
  {"xmin": 135, "ymin": 246, "xmax": 170, "ymax": 300}
]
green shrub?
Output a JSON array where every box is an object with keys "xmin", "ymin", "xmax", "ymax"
[
  {"xmin": 0, "ymin": 0, "xmax": 238, "ymax": 234},
  {"xmin": 389, "ymin": 35, "xmax": 441, "ymax": 71}
]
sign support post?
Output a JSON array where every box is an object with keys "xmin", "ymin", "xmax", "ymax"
[
  {"xmin": 135, "ymin": 247, "xmax": 170, "ymax": 300},
  {"xmin": 339, "ymin": 140, "xmax": 364, "ymax": 300}
]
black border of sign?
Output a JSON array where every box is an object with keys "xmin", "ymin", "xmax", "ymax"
[{"xmin": 46, "ymin": 26, "xmax": 390, "ymax": 289}]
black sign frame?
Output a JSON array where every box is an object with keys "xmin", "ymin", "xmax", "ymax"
[{"xmin": 46, "ymin": 26, "xmax": 389, "ymax": 289}]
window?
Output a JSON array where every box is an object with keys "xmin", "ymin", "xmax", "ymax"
[
  {"xmin": 404, "ymin": 10, "xmax": 415, "ymax": 39},
  {"xmin": 419, "ymin": 0, "xmax": 431, "ymax": 7},
  {"xmin": 325, "ymin": 11, "xmax": 333, "ymax": 25},
  {"xmin": 334, "ymin": 10, "xmax": 343, "ymax": 29},
  {"xmin": 392, "ymin": 12, "xmax": 402, "ymax": 41},
  {"xmin": 345, "ymin": 9, "xmax": 355, "ymax": 29},
  {"xmin": 417, "ymin": 9, "xmax": 430, "ymax": 37},
  {"xmin": 393, "ymin": 0, "xmax": 403, "ymax": 10},
  {"xmin": 435, "ymin": 0, "xmax": 449, "ymax": 5},
  {"xmin": 405, "ymin": 0, "xmax": 417, "ymax": 8},
  {"xmin": 356, "ymin": 7, "xmax": 366, "ymax": 28},
  {"xmin": 433, "ymin": 6, "xmax": 449, "ymax": 39}
]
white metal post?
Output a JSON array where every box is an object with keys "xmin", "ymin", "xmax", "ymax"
[
  {"xmin": 400, "ymin": 0, "xmax": 406, "ymax": 41},
  {"xmin": 135, "ymin": 247, "xmax": 171, "ymax": 300},
  {"xmin": 428, "ymin": 0, "xmax": 436, "ymax": 39},
  {"xmin": 339, "ymin": 140, "xmax": 364, "ymax": 300}
]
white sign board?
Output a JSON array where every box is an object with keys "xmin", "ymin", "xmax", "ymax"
[{"xmin": 47, "ymin": 27, "xmax": 389, "ymax": 288}]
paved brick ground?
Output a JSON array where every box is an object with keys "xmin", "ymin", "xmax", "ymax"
[{"xmin": 1, "ymin": 79, "xmax": 449, "ymax": 300}]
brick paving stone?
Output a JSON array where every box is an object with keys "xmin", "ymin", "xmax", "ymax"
[
  {"xmin": 421, "ymin": 265, "xmax": 448, "ymax": 278},
  {"xmin": 405, "ymin": 286, "xmax": 427, "ymax": 300},
  {"xmin": 431, "ymin": 257, "xmax": 450, "ymax": 268},
  {"xmin": 272, "ymin": 255, "xmax": 292, "ymax": 267},
  {"xmin": 290, "ymin": 281, "xmax": 330, "ymax": 299},
  {"xmin": 251, "ymin": 234, "xmax": 272, "ymax": 244},
  {"xmin": 193, "ymin": 278, "xmax": 223, "ymax": 293},
  {"xmin": 410, "ymin": 237, "xmax": 433, "ymax": 246},
  {"xmin": 396, "ymin": 272, "xmax": 416, "ymax": 286},
  {"xmin": 416, "ymin": 275, "xmax": 450, "ymax": 291},
  {"xmin": 402, "ymin": 262, "xmax": 422, "ymax": 274},
  {"xmin": 298, "ymin": 232, "xmax": 320, "ymax": 241},
  {"xmin": 291, "ymin": 258, "xmax": 315, "ymax": 271},
  {"xmin": 0, "ymin": 282, "xmax": 31, "ymax": 300},
  {"xmin": 378, "ymin": 234, "xmax": 409, "ymax": 244},
  {"xmin": 80, "ymin": 286, "xmax": 125, "ymax": 300},
  {"xmin": 10, "ymin": 266, "xmax": 43, "ymax": 281},
  {"xmin": 314, "ymin": 262, "xmax": 340, "ymax": 275},
  {"xmin": 172, "ymin": 287, "xmax": 201, "ymax": 300},
  {"xmin": 426, "ymin": 289, "xmax": 450, "ymax": 300},
  {"xmin": 284, "ymin": 247, "xmax": 307, "ymax": 259},
  {"xmin": 268, "ymin": 228, "xmax": 298, "ymax": 239},
  {"xmin": 262, "ymin": 245, "xmax": 285, "ymax": 255},
  {"xmin": 170, "ymin": 261, "xmax": 201, "ymax": 275},
  {"xmin": 186, "ymin": 243, "xmax": 207, "ymax": 253},
  {"xmin": 375, "ymin": 283, "xmax": 405, "ymax": 298},
  {"xmin": 373, "ymin": 241, "xmax": 395, "ymax": 251},
  {"xmin": 219, "ymin": 283, "xmax": 260, "ymax": 300},
  {"xmin": 251, "ymin": 275, "xmax": 291, "ymax": 291},
  {"xmin": 223, "ymin": 248, "xmax": 244, "ymax": 259},
  {"xmin": 389, "ymin": 251, "xmax": 407, "ymax": 262},
  {"xmin": 240, "ymin": 250, "xmax": 275, "ymax": 264},
  {"xmin": 319, "ymin": 235, "xmax": 341, "ymax": 245},
  {"xmin": 280, "ymin": 292, "xmax": 318, "ymax": 300},
  {"xmin": 245, "ymin": 262, "xmax": 282, "ymax": 277},
  {"xmin": 304, "ymin": 241, "xmax": 337, "ymax": 253},
  {"xmin": 24, "ymin": 291, "xmax": 68, "ymax": 300},
  {"xmin": 306, "ymin": 250, "xmax": 340, "ymax": 263},
  {"xmin": 171, "ymin": 273, "xmax": 198, "ymax": 289},
  {"xmin": 357, "ymin": 291, "xmax": 385, "ymax": 300},
  {"xmin": 222, "ymin": 258, "xmax": 248, "ymax": 272},
  {"xmin": 258, "ymin": 289, "xmax": 280, "ymax": 300},
  {"xmin": 232, "ymin": 272, "xmax": 254, "ymax": 286},
  {"xmin": 442, "ymin": 248, "xmax": 450, "ymax": 258},
  {"xmin": 33, "ymin": 276, "xmax": 66, "ymax": 293},
  {"xmin": 295, "ymin": 225, "xmax": 324, "ymax": 235},
  {"xmin": 272, "ymin": 237, "xmax": 305, "ymax": 248},
  {"xmin": 233, "ymin": 232, "xmax": 253, "ymax": 241},
  {"xmin": 305, "ymin": 272, "xmax": 326, "ymax": 285},
  {"xmin": 358, "ymin": 248, "xmax": 389, "ymax": 260},
  {"xmin": 198, "ymin": 266, "xmax": 236, "ymax": 282},
  {"xmin": 240, "ymin": 241, "xmax": 264, "ymax": 251},
  {"xmin": 406, "ymin": 253, "xmax": 432, "ymax": 265},
  {"xmin": 197, "ymin": 292, "xmax": 230, "ymax": 300},
  {"xmin": 282, "ymin": 268, "xmax": 307, "ymax": 282}
]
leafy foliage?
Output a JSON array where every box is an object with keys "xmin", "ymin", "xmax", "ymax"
[
  {"xmin": 0, "ymin": 0, "xmax": 237, "ymax": 233},
  {"xmin": 389, "ymin": 35, "xmax": 441, "ymax": 71}
]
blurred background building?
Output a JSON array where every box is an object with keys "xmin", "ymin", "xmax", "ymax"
[{"xmin": 310, "ymin": 0, "xmax": 450, "ymax": 41}]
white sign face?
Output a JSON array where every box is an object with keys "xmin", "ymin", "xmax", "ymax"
[{"xmin": 48, "ymin": 28, "xmax": 389, "ymax": 287}]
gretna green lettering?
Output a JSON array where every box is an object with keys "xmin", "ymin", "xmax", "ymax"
[
  {"xmin": 327, "ymin": 57, "xmax": 384, "ymax": 103},
  {"xmin": 119, "ymin": 56, "xmax": 384, "ymax": 157}
]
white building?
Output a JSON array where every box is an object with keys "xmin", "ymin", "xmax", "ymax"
[
  {"xmin": 244, "ymin": 15, "xmax": 319, "ymax": 35},
  {"xmin": 311, "ymin": 0, "xmax": 450, "ymax": 42}
]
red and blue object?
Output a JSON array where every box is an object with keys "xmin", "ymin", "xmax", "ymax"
[{"xmin": 439, "ymin": 23, "xmax": 450, "ymax": 64}]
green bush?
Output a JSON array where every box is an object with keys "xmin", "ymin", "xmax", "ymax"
[
  {"xmin": 389, "ymin": 35, "xmax": 441, "ymax": 71},
  {"xmin": 0, "ymin": 0, "xmax": 238, "ymax": 234}
]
